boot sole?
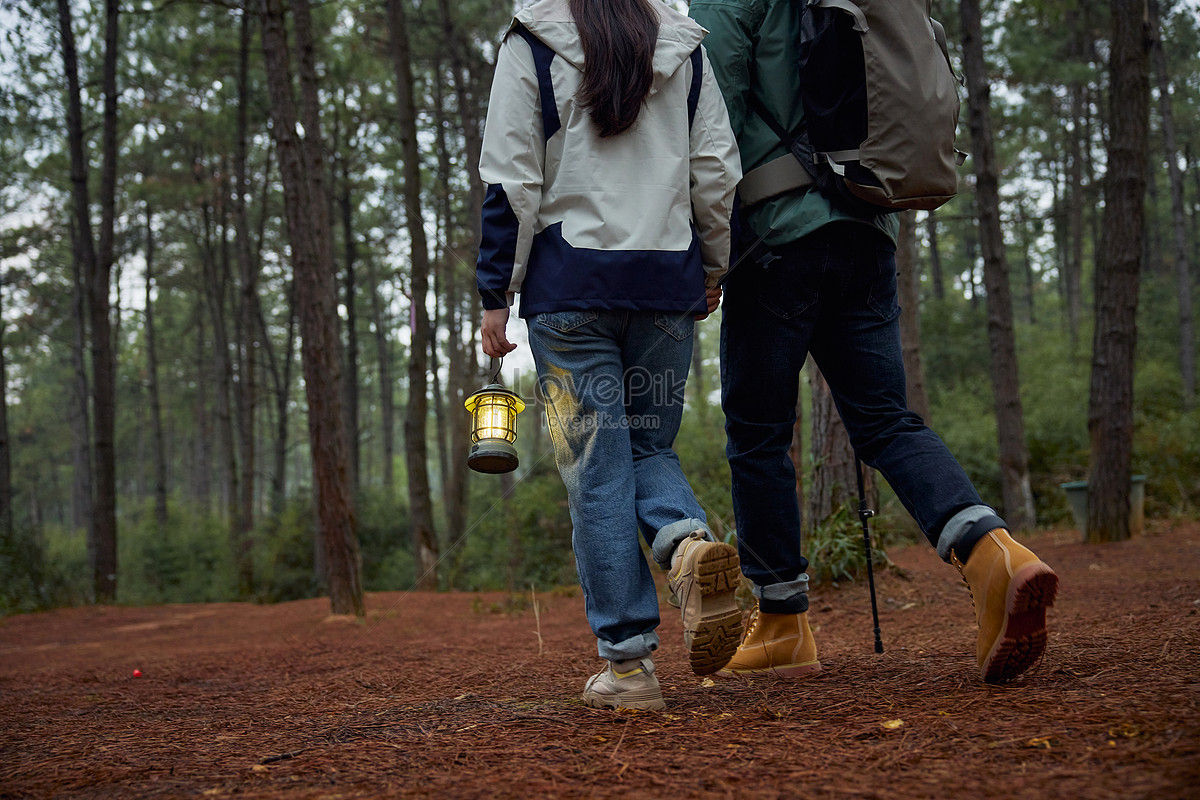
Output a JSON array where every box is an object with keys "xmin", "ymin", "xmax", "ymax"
[
  {"xmin": 686, "ymin": 543, "xmax": 744, "ymax": 676},
  {"xmin": 715, "ymin": 660, "xmax": 822, "ymax": 679},
  {"xmin": 981, "ymin": 562, "xmax": 1059, "ymax": 684}
]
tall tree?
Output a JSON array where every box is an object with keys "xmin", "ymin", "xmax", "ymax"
[
  {"xmin": 58, "ymin": 0, "xmax": 120, "ymax": 602},
  {"xmin": 143, "ymin": 203, "xmax": 168, "ymax": 528},
  {"xmin": 897, "ymin": 211, "xmax": 932, "ymax": 424},
  {"xmin": 1087, "ymin": 0, "xmax": 1151, "ymax": 542},
  {"xmin": 261, "ymin": 0, "xmax": 364, "ymax": 614},
  {"xmin": 232, "ymin": 0, "xmax": 259, "ymax": 592},
  {"xmin": 1063, "ymin": 5, "xmax": 1092, "ymax": 350},
  {"xmin": 367, "ymin": 258, "xmax": 396, "ymax": 500},
  {"xmin": 0, "ymin": 272, "xmax": 11, "ymax": 539},
  {"xmin": 925, "ymin": 210, "xmax": 945, "ymax": 301},
  {"xmin": 69, "ymin": 225, "xmax": 92, "ymax": 535},
  {"xmin": 961, "ymin": 0, "xmax": 1036, "ymax": 530},
  {"xmin": 809, "ymin": 364, "xmax": 875, "ymax": 526},
  {"xmin": 195, "ymin": 161, "xmax": 239, "ymax": 530},
  {"xmin": 386, "ymin": 0, "xmax": 439, "ymax": 591},
  {"xmin": 1149, "ymin": 0, "xmax": 1195, "ymax": 410}
]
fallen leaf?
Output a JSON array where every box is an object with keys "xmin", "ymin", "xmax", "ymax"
[
  {"xmin": 881, "ymin": 719, "xmax": 904, "ymax": 730},
  {"xmin": 700, "ymin": 678, "xmax": 716, "ymax": 688}
]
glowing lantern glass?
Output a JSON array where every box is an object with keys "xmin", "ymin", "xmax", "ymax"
[{"xmin": 464, "ymin": 383, "xmax": 526, "ymax": 474}]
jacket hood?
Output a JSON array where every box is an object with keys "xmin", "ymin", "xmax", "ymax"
[{"xmin": 510, "ymin": 0, "xmax": 706, "ymax": 94}]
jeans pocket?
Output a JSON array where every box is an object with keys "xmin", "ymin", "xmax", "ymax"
[
  {"xmin": 866, "ymin": 243, "xmax": 900, "ymax": 321},
  {"xmin": 653, "ymin": 312, "xmax": 694, "ymax": 342},
  {"xmin": 536, "ymin": 309, "xmax": 599, "ymax": 333},
  {"xmin": 754, "ymin": 258, "xmax": 819, "ymax": 320}
]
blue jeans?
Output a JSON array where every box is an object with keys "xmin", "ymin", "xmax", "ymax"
[
  {"xmin": 527, "ymin": 310, "xmax": 713, "ymax": 661},
  {"xmin": 720, "ymin": 223, "xmax": 1000, "ymax": 614}
]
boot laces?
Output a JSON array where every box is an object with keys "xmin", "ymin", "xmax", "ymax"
[
  {"xmin": 743, "ymin": 606, "xmax": 761, "ymax": 642},
  {"xmin": 951, "ymin": 551, "xmax": 977, "ymax": 613}
]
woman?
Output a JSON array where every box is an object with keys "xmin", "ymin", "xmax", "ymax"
[{"xmin": 475, "ymin": 0, "xmax": 742, "ymax": 710}]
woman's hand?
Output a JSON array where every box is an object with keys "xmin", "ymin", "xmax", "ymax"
[
  {"xmin": 481, "ymin": 307, "xmax": 517, "ymax": 358},
  {"xmin": 694, "ymin": 286, "xmax": 723, "ymax": 321}
]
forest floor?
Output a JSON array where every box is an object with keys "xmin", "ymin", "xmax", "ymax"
[{"xmin": 1, "ymin": 522, "xmax": 1198, "ymax": 799}]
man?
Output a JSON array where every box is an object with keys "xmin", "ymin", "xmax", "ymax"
[{"xmin": 689, "ymin": 0, "xmax": 1059, "ymax": 684}]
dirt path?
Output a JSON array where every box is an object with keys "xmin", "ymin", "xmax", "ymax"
[{"xmin": 2, "ymin": 523, "xmax": 1198, "ymax": 799}]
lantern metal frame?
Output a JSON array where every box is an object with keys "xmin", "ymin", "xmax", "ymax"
[{"xmin": 464, "ymin": 383, "xmax": 526, "ymax": 474}]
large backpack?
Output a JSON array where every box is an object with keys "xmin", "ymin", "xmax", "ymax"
[{"xmin": 741, "ymin": 0, "xmax": 965, "ymax": 214}]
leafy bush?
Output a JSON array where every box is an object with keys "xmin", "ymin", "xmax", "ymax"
[
  {"xmin": 455, "ymin": 462, "xmax": 577, "ymax": 592},
  {"xmin": 117, "ymin": 504, "xmax": 236, "ymax": 605},
  {"xmin": 357, "ymin": 489, "xmax": 413, "ymax": 591},
  {"xmin": 252, "ymin": 500, "xmax": 321, "ymax": 603}
]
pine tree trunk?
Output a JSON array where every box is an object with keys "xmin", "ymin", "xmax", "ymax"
[
  {"xmin": 368, "ymin": 262, "xmax": 395, "ymax": 501},
  {"xmin": 808, "ymin": 364, "xmax": 873, "ymax": 525},
  {"xmin": 264, "ymin": 284, "xmax": 296, "ymax": 518},
  {"xmin": 144, "ymin": 204, "xmax": 168, "ymax": 529},
  {"xmin": 1065, "ymin": 7, "xmax": 1089, "ymax": 351},
  {"xmin": 430, "ymin": 73, "xmax": 452, "ymax": 518},
  {"xmin": 261, "ymin": 0, "xmax": 363, "ymax": 614},
  {"xmin": 58, "ymin": 0, "xmax": 118, "ymax": 602},
  {"xmin": 897, "ymin": 211, "xmax": 931, "ymax": 425},
  {"xmin": 387, "ymin": 0, "xmax": 439, "ymax": 591},
  {"xmin": 69, "ymin": 225, "xmax": 93, "ymax": 535},
  {"xmin": 339, "ymin": 159, "xmax": 361, "ymax": 495},
  {"xmin": 193, "ymin": 311, "xmax": 213, "ymax": 508},
  {"xmin": 1087, "ymin": 0, "xmax": 1151, "ymax": 543},
  {"xmin": 198, "ymin": 188, "xmax": 239, "ymax": 531},
  {"xmin": 925, "ymin": 211, "xmax": 944, "ymax": 301},
  {"xmin": 1148, "ymin": 0, "xmax": 1195, "ymax": 410},
  {"xmin": 437, "ymin": 0, "xmax": 483, "ymax": 571},
  {"xmin": 232, "ymin": 4, "xmax": 258, "ymax": 594},
  {"xmin": 0, "ymin": 278, "xmax": 12, "ymax": 538},
  {"xmin": 961, "ymin": 0, "xmax": 1036, "ymax": 531}
]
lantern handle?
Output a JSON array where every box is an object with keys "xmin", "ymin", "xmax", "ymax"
[{"xmin": 490, "ymin": 355, "xmax": 504, "ymax": 384}]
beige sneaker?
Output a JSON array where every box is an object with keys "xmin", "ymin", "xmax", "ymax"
[
  {"xmin": 717, "ymin": 604, "xmax": 821, "ymax": 678},
  {"xmin": 581, "ymin": 657, "xmax": 665, "ymax": 711},
  {"xmin": 952, "ymin": 528, "xmax": 1059, "ymax": 684},
  {"xmin": 668, "ymin": 532, "xmax": 743, "ymax": 675}
]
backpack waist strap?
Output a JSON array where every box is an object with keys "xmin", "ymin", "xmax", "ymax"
[{"xmin": 738, "ymin": 153, "xmax": 814, "ymax": 206}]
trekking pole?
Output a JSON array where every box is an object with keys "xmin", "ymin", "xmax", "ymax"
[{"xmin": 855, "ymin": 455, "xmax": 884, "ymax": 654}]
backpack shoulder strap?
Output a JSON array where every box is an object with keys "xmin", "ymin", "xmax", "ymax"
[
  {"xmin": 687, "ymin": 47, "xmax": 703, "ymax": 128},
  {"xmin": 512, "ymin": 23, "xmax": 561, "ymax": 141}
]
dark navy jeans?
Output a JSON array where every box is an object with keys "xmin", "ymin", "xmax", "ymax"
[{"xmin": 720, "ymin": 223, "xmax": 999, "ymax": 614}]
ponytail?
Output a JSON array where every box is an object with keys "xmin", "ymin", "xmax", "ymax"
[{"xmin": 568, "ymin": 0, "xmax": 659, "ymax": 137}]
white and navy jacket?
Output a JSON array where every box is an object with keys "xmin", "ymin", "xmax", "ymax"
[{"xmin": 476, "ymin": 0, "xmax": 741, "ymax": 317}]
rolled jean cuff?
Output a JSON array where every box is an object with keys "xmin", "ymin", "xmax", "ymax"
[
  {"xmin": 650, "ymin": 518, "xmax": 712, "ymax": 569},
  {"xmin": 936, "ymin": 505, "xmax": 1004, "ymax": 563},
  {"xmin": 754, "ymin": 576, "xmax": 810, "ymax": 614},
  {"xmin": 596, "ymin": 630, "xmax": 660, "ymax": 662}
]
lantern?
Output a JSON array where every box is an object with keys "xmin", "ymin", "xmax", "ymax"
[{"xmin": 464, "ymin": 383, "xmax": 526, "ymax": 474}]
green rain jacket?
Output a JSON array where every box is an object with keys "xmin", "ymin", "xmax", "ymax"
[{"xmin": 688, "ymin": 0, "xmax": 899, "ymax": 248}]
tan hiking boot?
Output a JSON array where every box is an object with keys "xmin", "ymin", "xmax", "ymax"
[
  {"xmin": 581, "ymin": 657, "xmax": 665, "ymax": 711},
  {"xmin": 668, "ymin": 531, "xmax": 743, "ymax": 675},
  {"xmin": 952, "ymin": 528, "xmax": 1059, "ymax": 684},
  {"xmin": 716, "ymin": 604, "xmax": 821, "ymax": 678}
]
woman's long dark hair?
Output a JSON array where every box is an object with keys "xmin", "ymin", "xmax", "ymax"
[{"xmin": 568, "ymin": 0, "xmax": 659, "ymax": 138}]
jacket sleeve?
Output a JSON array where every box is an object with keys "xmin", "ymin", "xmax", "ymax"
[
  {"xmin": 689, "ymin": 46, "xmax": 742, "ymax": 287},
  {"xmin": 476, "ymin": 32, "xmax": 546, "ymax": 309},
  {"xmin": 689, "ymin": 0, "xmax": 760, "ymax": 142}
]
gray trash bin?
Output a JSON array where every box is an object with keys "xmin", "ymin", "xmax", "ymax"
[{"xmin": 1060, "ymin": 475, "xmax": 1146, "ymax": 538}]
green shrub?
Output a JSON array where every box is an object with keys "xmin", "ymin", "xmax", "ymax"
[
  {"xmin": 253, "ymin": 499, "xmax": 320, "ymax": 603},
  {"xmin": 117, "ymin": 504, "xmax": 235, "ymax": 605},
  {"xmin": 357, "ymin": 489, "xmax": 412, "ymax": 590}
]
